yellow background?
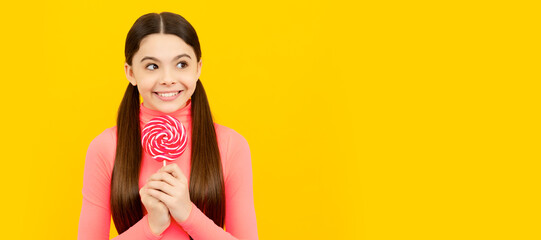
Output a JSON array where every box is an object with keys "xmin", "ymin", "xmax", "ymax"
[{"xmin": 1, "ymin": 0, "xmax": 539, "ymax": 239}]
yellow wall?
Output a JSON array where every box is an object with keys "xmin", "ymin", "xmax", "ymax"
[{"xmin": 0, "ymin": 0, "xmax": 539, "ymax": 239}]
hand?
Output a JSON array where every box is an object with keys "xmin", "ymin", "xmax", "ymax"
[
  {"xmin": 140, "ymin": 183, "xmax": 171, "ymax": 235},
  {"xmin": 146, "ymin": 163, "xmax": 193, "ymax": 223}
]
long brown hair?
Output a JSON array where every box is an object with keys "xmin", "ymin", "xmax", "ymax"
[{"xmin": 111, "ymin": 12, "xmax": 225, "ymax": 235}]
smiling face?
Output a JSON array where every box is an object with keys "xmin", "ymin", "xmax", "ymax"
[{"xmin": 125, "ymin": 33, "xmax": 202, "ymax": 113}]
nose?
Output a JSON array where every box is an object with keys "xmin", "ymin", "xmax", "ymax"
[{"xmin": 160, "ymin": 68, "xmax": 176, "ymax": 85}]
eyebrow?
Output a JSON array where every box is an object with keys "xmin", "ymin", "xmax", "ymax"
[{"xmin": 140, "ymin": 54, "xmax": 191, "ymax": 63}]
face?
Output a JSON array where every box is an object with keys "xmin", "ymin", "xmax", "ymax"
[{"xmin": 125, "ymin": 33, "xmax": 202, "ymax": 113}]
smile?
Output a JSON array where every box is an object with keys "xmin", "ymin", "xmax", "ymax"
[
  {"xmin": 157, "ymin": 91, "xmax": 180, "ymax": 97},
  {"xmin": 154, "ymin": 90, "xmax": 182, "ymax": 101}
]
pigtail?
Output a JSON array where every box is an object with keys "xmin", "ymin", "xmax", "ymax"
[{"xmin": 111, "ymin": 83, "xmax": 144, "ymax": 233}]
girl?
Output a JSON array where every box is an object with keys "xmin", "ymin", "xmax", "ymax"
[{"xmin": 78, "ymin": 12, "xmax": 258, "ymax": 240}]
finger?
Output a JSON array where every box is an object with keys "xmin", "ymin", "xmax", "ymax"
[
  {"xmin": 147, "ymin": 188, "xmax": 174, "ymax": 206},
  {"xmin": 139, "ymin": 187, "xmax": 152, "ymax": 202},
  {"xmin": 148, "ymin": 172, "xmax": 179, "ymax": 187},
  {"xmin": 146, "ymin": 180, "xmax": 176, "ymax": 196},
  {"xmin": 139, "ymin": 186, "xmax": 155, "ymax": 199},
  {"xmin": 159, "ymin": 163, "xmax": 180, "ymax": 177},
  {"xmin": 160, "ymin": 163, "xmax": 187, "ymax": 182},
  {"xmin": 141, "ymin": 192, "xmax": 161, "ymax": 204}
]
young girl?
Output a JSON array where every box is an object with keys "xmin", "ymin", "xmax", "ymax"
[{"xmin": 78, "ymin": 12, "xmax": 258, "ymax": 240}]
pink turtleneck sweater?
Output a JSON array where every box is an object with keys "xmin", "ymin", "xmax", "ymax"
[{"xmin": 78, "ymin": 100, "xmax": 258, "ymax": 239}]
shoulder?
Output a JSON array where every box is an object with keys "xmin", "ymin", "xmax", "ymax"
[
  {"xmin": 81, "ymin": 127, "xmax": 117, "ymax": 204},
  {"xmin": 85, "ymin": 126, "xmax": 117, "ymax": 171},
  {"xmin": 88, "ymin": 126, "xmax": 117, "ymax": 152},
  {"xmin": 214, "ymin": 123, "xmax": 250, "ymax": 153},
  {"xmin": 213, "ymin": 123, "xmax": 252, "ymax": 182}
]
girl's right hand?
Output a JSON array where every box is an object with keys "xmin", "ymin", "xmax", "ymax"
[{"xmin": 140, "ymin": 184, "xmax": 171, "ymax": 235}]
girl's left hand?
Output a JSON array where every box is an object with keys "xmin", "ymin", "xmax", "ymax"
[{"xmin": 146, "ymin": 163, "xmax": 193, "ymax": 223}]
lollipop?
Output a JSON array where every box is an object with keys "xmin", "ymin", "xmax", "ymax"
[{"xmin": 141, "ymin": 115, "xmax": 188, "ymax": 166}]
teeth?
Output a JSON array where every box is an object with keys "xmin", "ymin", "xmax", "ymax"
[{"xmin": 158, "ymin": 91, "xmax": 179, "ymax": 97}]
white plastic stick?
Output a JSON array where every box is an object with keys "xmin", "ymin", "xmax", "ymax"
[{"xmin": 163, "ymin": 160, "xmax": 166, "ymax": 167}]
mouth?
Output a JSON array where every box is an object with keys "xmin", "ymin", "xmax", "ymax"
[{"xmin": 154, "ymin": 90, "xmax": 182, "ymax": 101}]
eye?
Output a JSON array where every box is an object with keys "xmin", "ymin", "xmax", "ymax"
[
  {"xmin": 177, "ymin": 61, "xmax": 188, "ymax": 69},
  {"xmin": 146, "ymin": 63, "xmax": 158, "ymax": 70}
]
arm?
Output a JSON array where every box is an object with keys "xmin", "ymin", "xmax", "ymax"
[
  {"xmin": 178, "ymin": 131, "xmax": 258, "ymax": 239},
  {"xmin": 78, "ymin": 128, "xmax": 163, "ymax": 240}
]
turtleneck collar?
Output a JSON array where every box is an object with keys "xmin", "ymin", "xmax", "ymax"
[{"xmin": 139, "ymin": 99, "xmax": 192, "ymax": 129}]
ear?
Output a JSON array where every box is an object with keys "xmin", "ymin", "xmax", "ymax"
[
  {"xmin": 196, "ymin": 59, "xmax": 202, "ymax": 79},
  {"xmin": 124, "ymin": 63, "xmax": 137, "ymax": 86}
]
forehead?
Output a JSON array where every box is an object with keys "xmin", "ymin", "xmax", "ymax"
[{"xmin": 136, "ymin": 33, "xmax": 196, "ymax": 60}]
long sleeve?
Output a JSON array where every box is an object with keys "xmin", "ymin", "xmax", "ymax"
[
  {"xmin": 178, "ymin": 128, "xmax": 259, "ymax": 239},
  {"xmin": 79, "ymin": 120, "xmax": 258, "ymax": 239},
  {"xmin": 78, "ymin": 128, "xmax": 162, "ymax": 240}
]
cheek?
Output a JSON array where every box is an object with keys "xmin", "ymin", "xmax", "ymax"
[
  {"xmin": 188, "ymin": 80, "xmax": 198, "ymax": 92},
  {"xmin": 136, "ymin": 82, "xmax": 154, "ymax": 97},
  {"xmin": 137, "ymin": 77, "xmax": 155, "ymax": 91},
  {"xmin": 178, "ymin": 72, "xmax": 198, "ymax": 88}
]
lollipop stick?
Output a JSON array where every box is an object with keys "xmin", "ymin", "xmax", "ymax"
[{"xmin": 163, "ymin": 160, "xmax": 166, "ymax": 167}]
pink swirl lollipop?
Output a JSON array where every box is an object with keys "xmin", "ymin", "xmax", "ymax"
[{"xmin": 141, "ymin": 115, "xmax": 188, "ymax": 166}]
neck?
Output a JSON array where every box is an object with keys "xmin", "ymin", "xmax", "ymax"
[{"xmin": 139, "ymin": 99, "xmax": 193, "ymax": 130}]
